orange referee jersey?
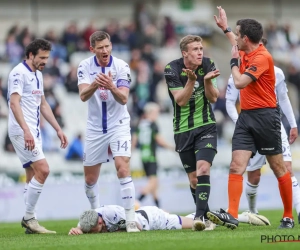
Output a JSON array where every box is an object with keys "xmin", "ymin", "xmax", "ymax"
[{"xmin": 239, "ymin": 44, "xmax": 277, "ymax": 110}]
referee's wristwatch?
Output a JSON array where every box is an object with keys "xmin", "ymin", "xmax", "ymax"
[{"xmin": 223, "ymin": 27, "xmax": 232, "ymax": 34}]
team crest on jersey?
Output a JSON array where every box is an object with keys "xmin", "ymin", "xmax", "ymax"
[{"xmin": 100, "ymin": 91, "xmax": 108, "ymax": 100}]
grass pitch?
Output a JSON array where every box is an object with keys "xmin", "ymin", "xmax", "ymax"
[{"xmin": 0, "ymin": 210, "xmax": 299, "ymax": 250}]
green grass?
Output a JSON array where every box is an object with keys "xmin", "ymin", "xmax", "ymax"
[{"xmin": 0, "ymin": 210, "xmax": 299, "ymax": 250}]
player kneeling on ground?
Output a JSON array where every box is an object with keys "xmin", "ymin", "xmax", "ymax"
[{"xmin": 69, "ymin": 205, "xmax": 216, "ymax": 234}]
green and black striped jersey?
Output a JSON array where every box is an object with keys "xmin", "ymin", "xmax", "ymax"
[
  {"xmin": 164, "ymin": 57, "xmax": 217, "ymax": 134},
  {"xmin": 136, "ymin": 119, "xmax": 159, "ymax": 163}
]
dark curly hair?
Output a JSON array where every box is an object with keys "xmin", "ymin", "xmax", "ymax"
[{"xmin": 25, "ymin": 38, "xmax": 52, "ymax": 58}]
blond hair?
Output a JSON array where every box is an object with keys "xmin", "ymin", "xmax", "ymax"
[{"xmin": 179, "ymin": 35, "xmax": 203, "ymax": 51}]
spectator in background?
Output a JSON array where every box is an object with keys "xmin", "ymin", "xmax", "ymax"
[
  {"xmin": 81, "ymin": 21, "xmax": 97, "ymax": 50},
  {"xmin": 64, "ymin": 65, "xmax": 79, "ymax": 93},
  {"xmin": 163, "ymin": 16, "xmax": 176, "ymax": 47},
  {"xmin": 5, "ymin": 33, "xmax": 23, "ymax": 66},
  {"xmin": 61, "ymin": 21, "xmax": 81, "ymax": 62},
  {"xmin": 65, "ymin": 134, "xmax": 84, "ymax": 161},
  {"xmin": 44, "ymin": 29, "xmax": 68, "ymax": 62}
]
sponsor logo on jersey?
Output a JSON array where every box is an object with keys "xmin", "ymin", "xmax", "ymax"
[
  {"xmin": 32, "ymin": 90, "xmax": 43, "ymax": 95},
  {"xmin": 249, "ymin": 65, "xmax": 257, "ymax": 72},
  {"xmin": 165, "ymin": 64, "xmax": 171, "ymax": 69},
  {"xmin": 180, "ymin": 71, "xmax": 187, "ymax": 76},
  {"xmin": 127, "ymin": 73, "xmax": 131, "ymax": 82},
  {"xmin": 13, "ymin": 79, "xmax": 21, "ymax": 85},
  {"xmin": 100, "ymin": 91, "xmax": 108, "ymax": 100},
  {"xmin": 78, "ymin": 71, "xmax": 84, "ymax": 78},
  {"xmin": 183, "ymin": 164, "xmax": 190, "ymax": 169},
  {"xmin": 205, "ymin": 143, "xmax": 213, "ymax": 148},
  {"xmin": 201, "ymin": 134, "xmax": 214, "ymax": 140},
  {"xmin": 164, "ymin": 71, "xmax": 175, "ymax": 76}
]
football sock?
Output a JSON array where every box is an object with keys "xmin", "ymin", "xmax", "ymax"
[
  {"xmin": 154, "ymin": 198, "xmax": 159, "ymax": 207},
  {"xmin": 237, "ymin": 213, "xmax": 249, "ymax": 223},
  {"xmin": 24, "ymin": 182, "xmax": 37, "ymax": 219},
  {"xmin": 23, "ymin": 183, "xmax": 28, "ymax": 204},
  {"xmin": 228, "ymin": 174, "xmax": 243, "ymax": 218},
  {"xmin": 120, "ymin": 176, "xmax": 136, "ymax": 221},
  {"xmin": 25, "ymin": 177, "xmax": 43, "ymax": 220},
  {"xmin": 245, "ymin": 181, "xmax": 259, "ymax": 214},
  {"xmin": 84, "ymin": 182, "xmax": 100, "ymax": 209},
  {"xmin": 291, "ymin": 176, "xmax": 300, "ymax": 215},
  {"xmin": 195, "ymin": 175, "xmax": 210, "ymax": 218},
  {"xmin": 204, "ymin": 204, "xmax": 210, "ymax": 220},
  {"xmin": 138, "ymin": 194, "xmax": 145, "ymax": 201},
  {"xmin": 190, "ymin": 186, "xmax": 196, "ymax": 204},
  {"xmin": 278, "ymin": 172, "xmax": 293, "ymax": 219}
]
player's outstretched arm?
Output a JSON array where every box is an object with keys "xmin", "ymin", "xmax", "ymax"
[
  {"xmin": 40, "ymin": 96, "xmax": 68, "ymax": 148},
  {"xmin": 213, "ymin": 6, "xmax": 236, "ymax": 46}
]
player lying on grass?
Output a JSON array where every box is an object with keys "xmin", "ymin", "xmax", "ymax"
[{"xmin": 69, "ymin": 205, "xmax": 216, "ymax": 234}]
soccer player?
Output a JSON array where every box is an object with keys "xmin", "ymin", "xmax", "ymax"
[
  {"xmin": 8, "ymin": 38, "xmax": 68, "ymax": 234},
  {"xmin": 131, "ymin": 102, "xmax": 174, "ymax": 208},
  {"xmin": 68, "ymin": 205, "xmax": 215, "ymax": 235},
  {"xmin": 164, "ymin": 35, "xmax": 220, "ymax": 231},
  {"xmin": 226, "ymin": 39, "xmax": 300, "ymax": 225},
  {"xmin": 207, "ymin": 6, "xmax": 295, "ymax": 229},
  {"xmin": 77, "ymin": 31, "xmax": 139, "ymax": 233}
]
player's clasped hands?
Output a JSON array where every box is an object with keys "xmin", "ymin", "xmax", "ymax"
[
  {"xmin": 95, "ymin": 71, "xmax": 114, "ymax": 90},
  {"xmin": 182, "ymin": 68, "xmax": 197, "ymax": 81}
]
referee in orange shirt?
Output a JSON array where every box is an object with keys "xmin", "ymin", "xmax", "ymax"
[{"xmin": 207, "ymin": 6, "xmax": 294, "ymax": 229}]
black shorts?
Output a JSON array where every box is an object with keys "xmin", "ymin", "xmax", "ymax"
[
  {"xmin": 143, "ymin": 162, "xmax": 158, "ymax": 176},
  {"xmin": 232, "ymin": 107, "xmax": 282, "ymax": 156},
  {"xmin": 174, "ymin": 124, "xmax": 217, "ymax": 173}
]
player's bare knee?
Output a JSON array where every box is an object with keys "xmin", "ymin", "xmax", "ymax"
[
  {"xmin": 229, "ymin": 161, "xmax": 245, "ymax": 175},
  {"xmin": 196, "ymin": 164, "xmax": 210, "ymax": 176}
]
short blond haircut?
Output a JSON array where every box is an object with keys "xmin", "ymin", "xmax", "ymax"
[{"xmin": 179, "ymin": 35, "xmax": 203, "ymax": 51}]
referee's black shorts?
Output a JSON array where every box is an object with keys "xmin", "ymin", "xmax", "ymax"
[{"xmin": 232, "ymin": 107, "xmax": 282, "ymax": 156}]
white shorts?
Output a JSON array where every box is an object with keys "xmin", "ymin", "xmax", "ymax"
[
  {"xmin": 83, "ymin": 127, "xmax": 131, "ymax": 166},
  {"xmin": 246, "ymin": 123, "xmax": 292, "ymax": 171},
  {"xmin": 9, "ymin": 135, "xmax": 45, "ymax": 168},
  {"xmin": 135, "ymin": 206, "xmax": 182, "ymax": 231}
]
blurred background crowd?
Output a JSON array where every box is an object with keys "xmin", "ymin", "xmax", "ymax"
[{"xmin": 1, "ymin": 0, "xmax": 300, "ymax": 176}]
